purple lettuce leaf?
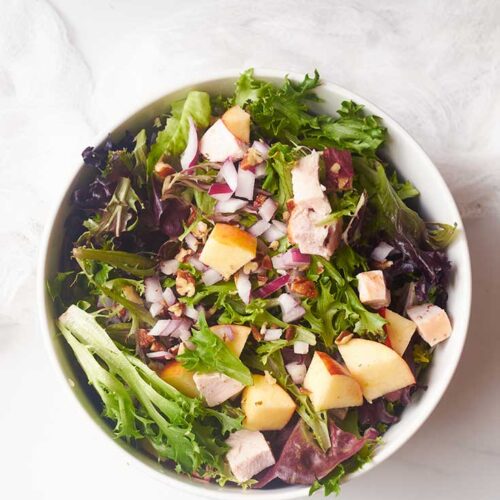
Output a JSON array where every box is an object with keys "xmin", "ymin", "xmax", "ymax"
[
  {"xmin": 323, "ymin": 148, "xmax": 354, "ymax": 191},
  {"xmin": 256, "ymin": 420, "xmax": 377, "ymax": 487}
]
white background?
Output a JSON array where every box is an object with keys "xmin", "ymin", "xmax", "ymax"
[{"xmin": 1, "ymin": 1, "xmax": 499, "ymax": 499}]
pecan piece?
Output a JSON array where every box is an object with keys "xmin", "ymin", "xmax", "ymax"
[
  {"xmin": 175, "ymin": 269, "xmax": 196, "ymax": 297},
  {"xmin": 138, "ymin": 328, "xmax": 154, "ymax": 349},
  {"xmin": 290, "ymin": 277, "xmax": 318, "ymax": 298}
]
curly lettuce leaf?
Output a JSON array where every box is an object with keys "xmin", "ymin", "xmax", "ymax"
[
  {"xmin": 178, "ymin": 313, "xmax": 253, "ymax": 386},
  {"xmin": 147, "ymin": 90, "xmax": 211, "ymax": 172},
  {"xmin": 58, "ymin": 305, "xmax": 241, "ymax": 477},
  {"xmin": 233, "ymin": 69, "xmax": 386, "ymax": 155}
]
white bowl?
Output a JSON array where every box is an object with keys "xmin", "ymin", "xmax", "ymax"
[{"xmin": 37, "ymin": 70, "xmax": 471, "ymax": 498}]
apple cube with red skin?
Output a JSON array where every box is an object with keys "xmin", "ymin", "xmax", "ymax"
[
  {"xmin": 407, "ymin": 303, "xmax": 452, "ymax": 346},
  {"xmin": 199, "ymin": 223, "xmax": 257, "ymax": 279},
  {"xmin": 380, "ymin": 308, "xmax": 417, "ymax": 356},
  {"xmin": 222, "ymin": 105, "xmax": 251, "ymax": 143},
  {"xmin": 338, "ymin": 338, "xmax": 415, "ymax": 402},
  {"xmin": 303, "ymin": 351, "xmax": 363, "ymax": 411}
]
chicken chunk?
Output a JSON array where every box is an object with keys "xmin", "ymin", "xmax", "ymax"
[
  {"xmin": 226, "ymin": 430, "xmax": 275, "ymax": 482},
  {"xmin": 193, "ymin": 372, "xmax": 244, "ymax": 407},
  {"xmin": 407, "ymin": 303, "xmax": 452, "ymax": 346},
  {"xmin": 357, "ymin": 270, "xmax": 391, "ymax": 309}
]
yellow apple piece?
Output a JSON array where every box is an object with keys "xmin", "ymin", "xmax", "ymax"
[
  {"xmin": 199, "ymin": 223, "xmax": 257, "ymax": 279},
  {"xmin": 382, "ymin": 308, "xmax": 417, "ymax": 356},
  {"xmin": 210, "ymin": 324, "xmax": 251, "ymax": 357},
  {"xmin": 159, "ymin": 361, "xmax": 199, "ymax": 398},
  {"xmin": 222, "ymin": 105, "xmax": 251, "ymax": 143},
  {"xmin": 338, "ymin": 338, "xmax": 415, "ymax": 402},
  {"xmin": 242, "ymin": 374, "xmax": 296, "ymax": 431},
  {"xmin": 303, "ymin": 351, "xmax": 363, "ymax": 411}
]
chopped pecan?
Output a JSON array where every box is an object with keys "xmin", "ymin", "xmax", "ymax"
[
  {"xmin": 137, "ymin": 328, "xmax": 154, "ymax": 349},
  {"xmin": 243, "ymin": 261, "xmax": 259, "ymax": 274},
  {"xmin": 253, "ymin": 193, "xmax": 268, "ymax": 209},
  {"xmin": 192, "ymin": 220, "xmax": 209, "ymax": 241},
  {"xmin": 168, "ymin": 302, "xmax": 185, "ymax": 317},
  {"xmin": 282, "ymin": 210, "xmax": 290, "ymax": 222},
  {"xmin": 269, "ymin": 240, "xmax": 279, "ymax": 251},
  {"xmin": 150, "ymin": 340, "xmax": 165, "ymax": 352},
  {"xmin": 187, "ymin": 206, "xmax": 198, "ymax": 226},
  {"xmin": 251, "ymin": 325, "xmax": 263, "ymax": 342},
  {"xmin": 154, "ymin": 160, "xmax": 175, "ymax": 179},
  {"xmin": 260, "ymin": 255, "xmax": 273, "ymax": 271},
  {"xmin": 257, "ymin": 274, "xmax": 269, "ymax": 286},
  {"xmin": 175, "ymin": 247, "xmax": 193, "ymax": 263},
  {"xmin": 175, "ymin": 270, "xmax": 196, "ymax": 297},
  {"xmin": 240, "ymin": 147, "xmax": 264, "ymax": 170},
  {"xmin": 284, "ymin": 326, "xmax": 295, "ymax": 341},
  {"xmin": 290, "ymin": 278, "xmax": 318, "ymax": 298}
]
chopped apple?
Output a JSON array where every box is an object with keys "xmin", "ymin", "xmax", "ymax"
[
  {"xmin": 160, "ymin": 361, "xmax": 199, "ymax": 398},
  {"xmin": 210, "ymin": 324, "xmax": 251, "ymax": 357},
  {"xmin": 242, "ymin": 374, "xmax": 296, "ymax": 431},
  {"xmin": 199, "ymin": 223, "xmax": 257, "ymax": 279},
  {"xmin": 338, "ymin": 338, "xmax": 415, "ymax": 402},
  {"xmin": 303, "ymin": 351, "xmax": 363, "ymax": 411},
  {"xmin": 199, "ymin": 119, "xmax": 247, "ymax": 162},
  {"xmin": 381, "ymin": 308, "xmax": 417, "ymax": 356},
  {"xmin": 222, "ymin": 105, "xmax": 251, "ymax": 143}
]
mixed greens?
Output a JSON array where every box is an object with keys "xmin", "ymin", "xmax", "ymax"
[{"xmin": 50, "ymin": 70, "xmax": 455, "ymax": 495}]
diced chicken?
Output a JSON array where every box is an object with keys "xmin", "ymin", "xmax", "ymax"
[
  {"xmin": 291, "ymin": 151, "xmax": 326, "ymax": 203},
  {"xmin": 226, "ymin": 430, "xmax": 275, "ymax": 482},
  {"xmin": 193, "ymin": 372, "xmax": 244, "ymax": 407},
  {"xmin": 407, "ymin": 303, "xmax": 452, "ymax": 346},
  {"xmin": 199, "ymin": 119, "xmax": 248, "ymax": 162},
  {"xmin": 287, "ymin": 151, "xmax": 342, "ymax": 258},
  {"xmin": 357, "ymin": 270, "xmax": 391, "ymax": 309}
]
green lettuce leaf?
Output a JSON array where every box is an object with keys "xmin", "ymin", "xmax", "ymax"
[
  {"xmin": 233, "ymin": 69, "xmax": 386, "ymax": 156},
  {"xmin": 178, "ymin": 313, "xmax": 253, "ymax": 386},
  {"xmin": 147, "ymin": 90, "xmax": 211, "ymax": 172}
]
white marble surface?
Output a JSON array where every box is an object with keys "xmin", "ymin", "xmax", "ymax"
[{"xmin": 1, "ymin": 0, "xmax": 499, "ymax": 498}]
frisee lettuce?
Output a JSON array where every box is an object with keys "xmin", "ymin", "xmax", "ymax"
[
  {"xmin": 58, "ymin": 305, "xmax": 242, "ymax": 478},
  {"xmin": 178, "ymin": 313, "xmax": 253, "ymax": 386}
]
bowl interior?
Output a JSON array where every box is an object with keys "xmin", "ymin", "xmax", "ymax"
[{"xmin": 38, "ymin": 72, "xmax": 471, "ymax": 499}]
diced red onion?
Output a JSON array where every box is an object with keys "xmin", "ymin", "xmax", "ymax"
[
  {"xmin": 179, "ymin": 329, "xmax": 192, "ymax": 342},
  {"xmin": 162, "ymin": 287, "xmax": 176, "ymax": 306},
  {"xmin": 235, "ymin": 167, "xmax": 255, "ymax": 200},
  {"xmin": 262, "ymin": 223, "xmax": 286, "ymax": 242},
  {"xmin": 251, "ymin": 140, "xmax": 270, "ymax": 159},
  {"xmin": 212, "ymin": 213, "xmax": 240, "ymax": 223},
  {"xmin": 371, "ymin": 242, "xmax": 394, "ymax": 262},
  {"xmin": 185, "ymin": 233, "xmax": 199, "ymax": 251},
  {"xmin": 159, "ymin": 259, "xmax": 179, "ymax": 275},
  {"xmin": 208, "ymin": 182, "xmax": 234, "ymax": 201},
  {"xmin": 180, "ymin": 117, "xmax": 199, "ymax": 169},
  {"xmin": 146, "ymin": 351, "xmax": 170, "ymax": 359},
  {"xmin": 254, "ymin": 274, "xmax": 290, "ymax": 298},
  {"xmin": 202, "ymin": 268, "xmax": 223, "ymax": 286},
  {"xmin": 235, "ymin": 272, "xmax": 251, "ymax": 305},
  {"xmin": 285, "ymin": 362, "xmax": 307, "ymax": 384},
  {"xmin": 283, "ymin": 305, "xmax": 306, "ymax": 323},
  {"xmin": 293, "ymin": 341, "xmax": 309, "ymax": 354},
  {"xmin": 264, "ymin": 328, "xmax": 283, "ymax": 341},
  {"xmin": 254, "ymin": 164, "xmax": 266, "ymax": 178},
  {"xmin": 271, "ymin": 219, "xmax": 287, "ymax": 233},
  {"xmin": 249, "ymin": 219, "xmax": 271, "ymax": 237},
  {"xmin": 149, "ymin": 301, "xmax": 164, "ymax": 318},
  {"xmin": 184, "ymin": 306, "xmax": 199, "ymax": 321},
  {"xmin": 188, "ymin": 256, "xmax": 207, "ymax": 272},
  {"xmin": 98, "ymin": 295, "xmax": 114, "ymax": 308},
  {"xmin": 149, "ymin": 319, "xmax": 176, "ymax": 337},
  {"xmin": 174, "ymin": 318, "xmax": 193, "ymax": 339},
  {"xmin": 220, "ymin": 159, "xmax": 238, "ymax": 191},
  {"xmin": 215, "ymin": 198, "xmax": 248, "ymax": 213},
  {"xmin": 258, "ymin": 198, "xmax": 277, "ymax": 222},
  {"xmin": 272, "ymin": 248, "xmax": 311, "ymax": 270},
  {"xmin": 144, "ymin": 276, "xmax": 163, "ymax": 304}
]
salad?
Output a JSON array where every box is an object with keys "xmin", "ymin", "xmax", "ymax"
[{"xmin": 50, "ymin": 70, "xmax": 456, "ymax": 495}]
